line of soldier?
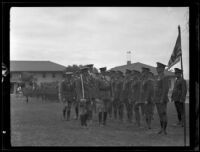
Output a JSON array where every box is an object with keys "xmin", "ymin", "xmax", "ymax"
[{"xmin": 59, "ymin": 62, "xmax": 187, "ymax": 134}]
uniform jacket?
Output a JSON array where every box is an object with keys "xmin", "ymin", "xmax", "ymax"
[
  {"xmin": 171, "ymin": 78, "xmax": 187, "ymax": 102},
  {"xmin": 143, "ymin": 78, "xmax": 155, "ymax": 103},
  {"xmin": 130, "ymin": 76, "xmax": 142, "ymax": 102},
  {"xmin": 97, "ymin": 75, "xmax": 112, "ymax": 100},
  {"xmin": 60, "ymin": 79, "xmax": 76, "ymax": 101},
  {"xmin": 153, "ymin": 75, "xmax": 169, "ymax": 103},
  {"xmin": 88, "ymin": 73, "xmax": 99, "ymax": 99},
  {"xmin": 75, "ymin": 74, "xmax": 93, "ymax": 100},
  {"xmin": 121, "ymin": 76, "xmax": 133, "ymax": 101},
  {"xmin": 114, "ymin": 78, "xmax": 123, "ymax": 100}
]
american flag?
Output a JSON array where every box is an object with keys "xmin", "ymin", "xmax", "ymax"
[{"xmin": 167, "ymin": 26, "xmax": 182, "ymax": 70}]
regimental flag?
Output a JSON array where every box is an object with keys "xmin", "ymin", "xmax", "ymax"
[{"xmin": 167, "ymin": 26, "xmax": 182, "ymax": 70}]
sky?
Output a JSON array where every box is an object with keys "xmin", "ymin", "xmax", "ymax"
[{"xmin": 10, "ymin": 7, "xmax": 189, "ymax": 79}]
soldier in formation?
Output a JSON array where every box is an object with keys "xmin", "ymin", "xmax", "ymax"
[
  {"xmin": 154, "ymin": 62, "xmax": 170, "ymax": 135},
  {"xmin": 97, "ymin": 67, "xmax": 112, "ymax": 125},
  {"xmin": 75, "ymin": 67, "xmax": 93, "ymax": 128},
  {"xmin": 122, "ymin": 69, "xmax": 134, "ymax": 123},
  {"xmin": 171, "ymin": 68, "xmax": 187, "ymax": 127},
  {"xmin": 55, "ymin": 62, "xmax": 187, "ymax": 134},
  {"xmin": 60, "ymin": 72, "xmax": 76, "ymax": 121}
]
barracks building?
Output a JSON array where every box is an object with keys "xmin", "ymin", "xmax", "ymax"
[{"xmin": 10, "ymin": 60, "xmax": 66, "ymax": 94}]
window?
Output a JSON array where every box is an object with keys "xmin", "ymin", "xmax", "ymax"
[
  {"xmin": 43, "ymin": 73, "xmax": 46, "ymax": 78},
  {"xmin": 52, "ymin": 73, "xmax": 55, "ymax": 78}
]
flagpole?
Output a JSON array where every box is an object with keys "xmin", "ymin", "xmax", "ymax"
[{"xmin": 178, "ymin": 25, "xmax": 186, "ymax": 146}]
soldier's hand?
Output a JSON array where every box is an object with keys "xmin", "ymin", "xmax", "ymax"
[{"xmin": 145, "ymin": 101, "xmax": 148, "ymax": 104}]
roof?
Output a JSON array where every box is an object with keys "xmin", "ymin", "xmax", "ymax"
[
  {"xmin": 110, "ymin": 62, "xmax": 175, "ymax": 76},
  {"xmin": 10, "ymin": 61, "xmax": 67, "ymax": 72}
]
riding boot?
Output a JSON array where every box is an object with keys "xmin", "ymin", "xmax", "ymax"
[
  {"xmin": 158, "ymin": 121, "xmax": 163, "ymax": 134},
  {"xmin": 99, "ymin": 112, "xmax": 102, "ymax": 125},
  {"xmin": 103, "ymin": 112, "xmax": 107, "ymax": 125},
  {"xmin": 67, "ymin": 110, "xmax": 70, "ymax": 121},
  {"xmin": 163, "ymin": 121, "xmax": 167, "ymax": 135},
  {"xmin": 63, "ymin": 108, "xmax": 66, "ymax": 119}
]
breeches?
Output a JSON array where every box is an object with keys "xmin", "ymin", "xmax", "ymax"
[{"xmin": 155, "ymin": 102, "xmax": 168, "ymax": 122}]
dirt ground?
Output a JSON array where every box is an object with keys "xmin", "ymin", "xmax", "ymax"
[{"xmin": 10, "ymin": 95, "xmax": 190, "ymax": 146}]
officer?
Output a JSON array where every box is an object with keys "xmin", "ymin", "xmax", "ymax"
[
  {"xmin": 86, "ymin": 64, "xmax": 97, "ymax": 124},
  {"xmin": 112, "ymin": 71, "xmax": 121, "ymax": 120},
  {"xmin": 132, "ymin": 70, "xmax": 143, "ymax": 127},
  {"xmin": 105, "ymin": 70, "xmax": 113, "ymax": 119},
  {"xmin": 60, "ymin": 72, "xmax": 76, "ymax": 121},
  {"xmin": 171, "ymin": 68, "xmax": 187, "ymax": 127},
  {"xmin": 75, "ymin": 67, "xmax": 92, "ymax": 128},
  {"xmin": 122, "ymin": 69, "xmax": 133, "ymax": 123},
  {"xmin": 118, "ymin": 71, "xmax": 125, "ymax": 122},
  {"xmin": 143, "ymin": 71, "xmax": 155, "ymax": 129},
  {"xmin": 154, "ymin": 62, "xmax": 170, "ymax": 135},
  {"xmin": 73, "ymin": 70, "xmax": 81, "ymax": 120},
  {"xmin": 98, "ymin": 67, "xmax": 112, "ymax": 125},
  {"xmin": 109, "ymin": 70, "xmax": 117, "ymax": 119}
]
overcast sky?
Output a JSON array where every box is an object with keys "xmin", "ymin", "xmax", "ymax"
[{"xmin": 10, "ymin": 7, "xmax": 189, "ymax": 79}]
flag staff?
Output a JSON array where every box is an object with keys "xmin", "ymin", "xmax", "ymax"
[{"xmin": 178, "ymin": 25, "xmax": 187, "ymax": 146}]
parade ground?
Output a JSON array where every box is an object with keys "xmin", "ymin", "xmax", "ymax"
[{"xmin": 11, "ymin": 95, "xmax": 190, "ymax": 146}]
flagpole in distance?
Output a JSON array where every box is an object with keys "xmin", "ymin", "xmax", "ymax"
[{"xmin": 178, "ymin": 25, "xmax": 187, "ymax": 146}]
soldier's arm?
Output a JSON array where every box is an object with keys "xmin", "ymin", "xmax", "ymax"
[{"xmin": 180, "ymin": 79, "xmax": 187, "ymax": 103}]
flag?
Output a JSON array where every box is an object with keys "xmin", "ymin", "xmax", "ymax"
[{"xmin": 167, "ymin": 27, "xmax": 182, "ymax": 70}]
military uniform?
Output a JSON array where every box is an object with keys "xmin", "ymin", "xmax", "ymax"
[
  {"xmin": 132, "ymin": 70, "xmax": 145, "ymax": 127},
  {"xmin": 75, "ymin": 67, "xmax": 93, "ymax": 127},
  {"xmin": 122, "ymin": 69, "xmax": 134, "ymax": 123},
  {"xmin": 60, "ymin": 72, "xmax": 76, "ymax": 121},
  {"xmin": 98, "ymin": 67, "xmax": 112, "ymax": 125},
  {"xmin": 143, "ymin": 71, "xmax": 155, "ymax": 129},
  {"xmin": 118, "ymin": 71, "xmax": 125, "ymax": 122},
  {"xmin": 171, "ymin": 68, "xmax": 187, "ymax": 127},
  {"xmin": 154, "ymin": 62, "xmax": 169, "ymax": 134}
]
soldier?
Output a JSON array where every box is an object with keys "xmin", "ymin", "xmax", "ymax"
[
  {"xmin": 143, "ymin": 71, "xmax": 155, "ymax": 129},
  {"xmin": 105, "ymin": 70, "xmax": 113, "ymax": 119},
  {"xmin": 122, "ymin": 69, "xmax": 133, "ymax": 123},
  {"xmin": 171, "ymin": 68, "xmax": 187, "ymax": 127},
  {"xmin": 132, "ymin": 70, "xmax": 143, "ymax": 127},
  {"xmin": 98, "ymin": 67, "xmax": 112, "ymax": 125},
  {"xmin": 86, "ymin": 64, "xmax": 98, "ymax": 123},
  {"xmin": 75, "ymin": 67, "xmax": 92, "ymax": 128},
  {"xmin": 118, "ymin": 71, "xmax": 125, "ymax": 122},
  {"xmin": 73, "ymin": 70, "xmax": 81, "ymax": 120},
  {"xmin": 154, "ymin": 62, "xmax": 170, "ymax": 135},
  {"xmin": 109, "ymin": 70, "xmax": 117, "ymax": 119},
  {"xmin": 60, "ymin": 72, "xmax": 76, "ymax": 121}
]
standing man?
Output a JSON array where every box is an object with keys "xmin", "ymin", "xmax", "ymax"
[
  {"xmin": 112, "ymin": 71, "xmax": 122, "ymax": 120},
  {"xmin": 143, "ymin": 71, "xmax": 155, "ymax": 129},
  {"xmin": 98, "ymin": 67, "xmax": 112, "ymax": 126},
  {"xmin": 132, "ymin": 70, "xmax": 143, "ymax": 127},
  {"xmin": 122, "ymin": 69, "xmax": 133, "ymax": 123},
  {"xmin": 154, "ymin": 62, "xmax": 170, "ymax": 135},
  {"xmin": 171, "ymin": 68, "xmax": 187, "ymax": 127},
  {"xmin": 118, "ymin": 71, "xmax": 125, "ymax": 122},
  {"xmin": 60, "ymin": 72, "xmax": 76, "ymax": 121},
  {"xmin": 86, "ymin": 64, "xmax": 98, "ymax": 123},
  {"xmin": 75, "ymin": 67, "xmax": 92, "ymax": 128}
]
